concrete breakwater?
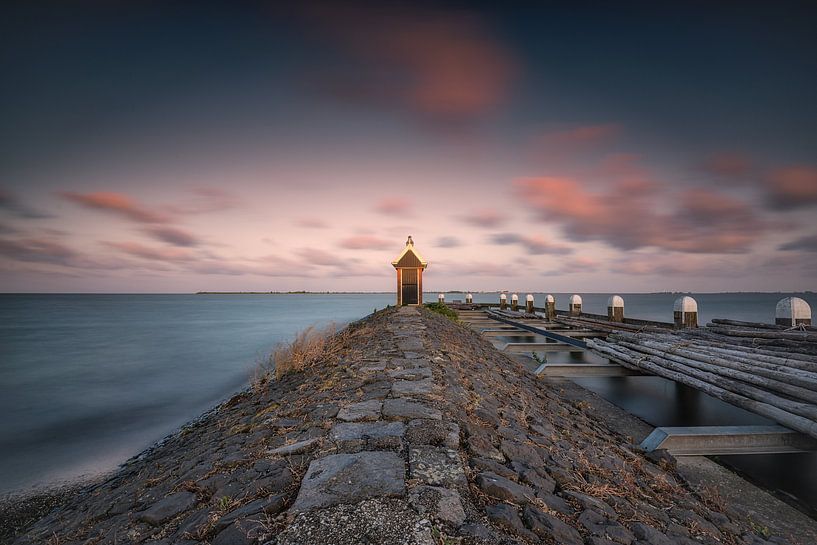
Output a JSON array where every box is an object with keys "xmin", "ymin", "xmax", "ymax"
[{"xmin": 7, "ymin": 306, "xmax": 810, "ymax": 545}]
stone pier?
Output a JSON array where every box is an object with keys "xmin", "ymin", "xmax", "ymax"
[{"xmin": 10, "ymin": 306, "xmax": 804, "ymax": 545}]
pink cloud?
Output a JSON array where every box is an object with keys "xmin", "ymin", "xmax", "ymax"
[
  {"xmin": 537, "ymin": 124, "xmax": 620, "ymax": 150},
  {"xmin": 460, "ymin": 208, "xmax": 506, "ymax": 228},
  {"xmin": 295, "ymin": 218, "xmax": 329, "ymax": 229},
  {"xmin": 702, "ymin": 152, "xmax": 752, "ymax": 179},
  {"xmin": 514, "ymin": 177, "xmax": 767, "ymax": 253},
  {"xmin": 374, "ymin": 197, "xmax": 413, "ymax": 215},
  {"xmin": 296, "ymin": 247, "xmax": 346, "ymax": 266},
  {"xmin": 765, "ymin": 166, "xmax": 817, "ymax": 209},
  {"xmin": 302, "ymin": 4, "xmax": 516, "ymax": 123},
  {"xmin": 339, "ymin": 235, "xmax": 393, "ymax": 250},
  {"xmin": 62, "ymin": 192, "xmax": 171, "ymax": 224}
]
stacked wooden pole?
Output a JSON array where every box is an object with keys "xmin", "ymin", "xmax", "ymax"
[{"xmin": 587, "ymin": 320, "xmax": 817, "ymax": 439}]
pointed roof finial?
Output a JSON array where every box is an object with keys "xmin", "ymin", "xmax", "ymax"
[{"xmin": 406, "ymin": 235, "xmax": 414, "ymax": 246}]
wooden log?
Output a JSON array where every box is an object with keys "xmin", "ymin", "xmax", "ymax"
[
  {"xmin": 609, "ymin": 332, "xmax": 817, "ymax": 374},
  {"xmin": 679, "ymin": 330, "xmax": 817, "ymax": 362},
  {"xmin": 587, "ymin": 339, "xmax": 817, "ymax": 439},
  {"xmin": 605, "ymin": 342, "xmax": 817, "ymax": 421},
  {"xmin": 680, "ymin": 343, "xmax": 817, "ymax": 374},
  {"xmin": 705, "ymin": 326, "xmax": 817, "ymax": 343},
  {"xmin": 683, "ymin": 329, "xmax": 817, "ymax": 356},
  {"xmin": 614, "ymin": 340, "xmax": 817, "ymax": 404}
]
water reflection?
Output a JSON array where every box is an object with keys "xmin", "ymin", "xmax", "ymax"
[{"xmin": 573, "ymin": 376, "xmax": 817, "ymax": 512}]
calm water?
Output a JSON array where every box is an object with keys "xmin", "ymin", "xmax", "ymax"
[
  {"xmin": 1, "ymin": 292, "xmax": 815, "ymax": 497},
  {"xmin": 573, "ymin": 376, "xmax": 817, "ymax": 512}
]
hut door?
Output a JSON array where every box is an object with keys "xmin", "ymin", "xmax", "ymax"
[
  {"xmin": 402, "ymin": 283, "xmax": 418, "ymax": 305},
  {"xmin": 401, "ymin": 268, "xmax": 419, "ymax": 305}
]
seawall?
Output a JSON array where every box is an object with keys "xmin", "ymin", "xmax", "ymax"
[{"xmin": 7, "ymin": 306, "xmax": 808, "ymax": 544}]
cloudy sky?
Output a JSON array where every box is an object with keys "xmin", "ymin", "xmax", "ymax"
[{"xmin": 1, "ymin": 2, "xmax": 816, "ymax": 293}]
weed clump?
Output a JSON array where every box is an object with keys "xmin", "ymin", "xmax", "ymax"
[
  {"xmin": 254, "ymin": 323, "xmax": 337, "ymax": 385},
  {"xmin": 424, "ymin": 302, "xmax": 458, "ymax": 321}
]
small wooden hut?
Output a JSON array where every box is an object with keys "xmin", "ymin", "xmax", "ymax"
[{"xmin": 391, "ymin": 236, "xmax": 428, "ymax": 306}]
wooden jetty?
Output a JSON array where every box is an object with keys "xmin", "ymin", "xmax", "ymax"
[{"xmin": 452, "ymin": 294, "xmax": 817, "ymax": 451}]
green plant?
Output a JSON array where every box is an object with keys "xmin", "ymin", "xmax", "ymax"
[{"xmin": 424, "ymin": 302, "xmax": 458, "ymax": 321}]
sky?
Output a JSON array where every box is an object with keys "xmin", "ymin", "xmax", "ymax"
[{"xmin": 1, "ymin": 1, "xmax": 816, "ymax": 293}]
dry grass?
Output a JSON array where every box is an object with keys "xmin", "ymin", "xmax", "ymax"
[{"xmin": 252, "ymin": 323, "xmax": 338, "ymax": 386}]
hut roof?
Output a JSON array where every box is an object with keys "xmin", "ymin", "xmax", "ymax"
[{"xmin": 391, "ymin": 236, "xmax": 428, "ymax": 269}]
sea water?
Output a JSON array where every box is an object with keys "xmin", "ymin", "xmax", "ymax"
[{"xmin": 1, "ymin": 292, "xmax": 815, "ymax": 498}]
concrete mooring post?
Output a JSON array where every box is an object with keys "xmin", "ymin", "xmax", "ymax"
[
  {"xmin": 466, "ymin": 293, "xmax": 473, "ymax": 304},
  {"xmin": 511, "ymin": 293, "xmax": 519, "ymax": 311},
  {"xmin": 569, "ymin": 294, "xmax": 582, "ymax": 317},
  {"xmin": 674, "ymin": 296, "xmax": 698, "ymax": 328},
  {"xmin": 526, "ymin": 294, "xmax": 534, "ymax": 314},
  {"xmin": 775, "ymin": 297, "xmax": 812, "ymax": 326},
  {"xmin": 545, "ymin": 294, "xmax": 556, "ymax": 320},
  {"xmin": 608, "ymin": 295, "xmax": 624, "ymax": 322},
  {"xmin": 438, "ymin": 293, "xmax": 445, "ymax": 304},
  {"xmin": 500, "ymin": 293, "xmax": 507, "ymax": 309}
]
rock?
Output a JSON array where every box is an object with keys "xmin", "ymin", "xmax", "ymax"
[
  {"xmin": 392, "ymin": 378, "xmax": 435, "ymax": 396},
  {"xmin": 475, "ymin": 472, "xmax": 534, "ymax": 504},
  {"xmin": 484, "ymin": 503, "xmax": 537, "ymax": 541},
  {"xmin": 387, "ymin": 367, "xmax": 433, "ymax": 380},
  {"xmin": 405, "ymin": 419, "xmax": 459, "ymax": 448},
  {"xmin": 534, "ymin": 492, "xmax": 575, "ymax": 515},
  {"xmin": 212, "ymin": 521, "xmax": 264, "ymax": 545},
  {"xmin": 382, "ymin": 398, "xmax": 442, "ymax": 420},
  {"xmin": 409, "ymin": 446, "xmax": 466, "ymax": 487},
  {"xmin": 336, "ymin": 400, "xmax": 383, "ymax": 422},
  {"xmin": 631, "ymin": 522, "xmax": 675, "ymax": 545},
  {"xmin": 499, "ymin": 439, "xmax": 543, "ymax": 467},
  {"xmin": 268, "ymin": 437, "xmax": 321, "ymax": 456},
  {"xmin": 136, "ymin": 491, "xmax": 197, "ymax": 526},
  {"xmin": 330, "ymin": 421, "xmax": 406, "ymax": 452},
  {"xmin": 215, "ymin": 496, "xmax": 282, "ymax": 531},
  {"xmin": 469, "ymin": 457, "xmax": 516, "ymax": 479},
  {"xmin": 522, "ymin": 504, "xmax": 583, "ymax": 545},
  {"xmin": 458, "ymin": 522, "xmax": 496, "ymax": 542},
  {"xmin": 518, "ymin": 467, "xmax": 555, "ymax": 494},
  {"xmin": 290, "ymin": 451, "xmax": 405, "ymax": 512},
  {"xmin": 174, "ymin": 508, "xmax": 211, "ymax": 539},
  {"xmin": 564, "ymin": 490, "xmax": 617, "ymax": 519},
  {"xmin": 466, "ymin": 435, "xmax": 504, "ymax": 461},
  {"xmin": 408, "ymin": 486, "xmax": 466, "ymax": 526}
]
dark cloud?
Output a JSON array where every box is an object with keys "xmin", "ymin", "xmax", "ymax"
[
  {"xmin": 144, "ymin": 226, "xmax": 199, "ymax": 247},
  {"xmin": 779, "ymin": 234, "xmax": 817, "ymax": 252},
  {"xmin": 103, "ymin": 241, "xmax": 194, "ymax": 263},
  {"xmin": 0, "ymin": 189, "xmax": 52, "ymax": 219},
  {"xmin": 488, "ymin": 232, "xmax": 573, "ymax": 255},
  {"xmin": 434, "ymin": 236, "xmax": 461, "ymax": 248},
  {"xmin": 0, "ymin": 237, "xmax": 78, "ymax": 265},
  {"xmin": 166, "ymin": 188, "xmax": 240, "ymax": 215}
]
